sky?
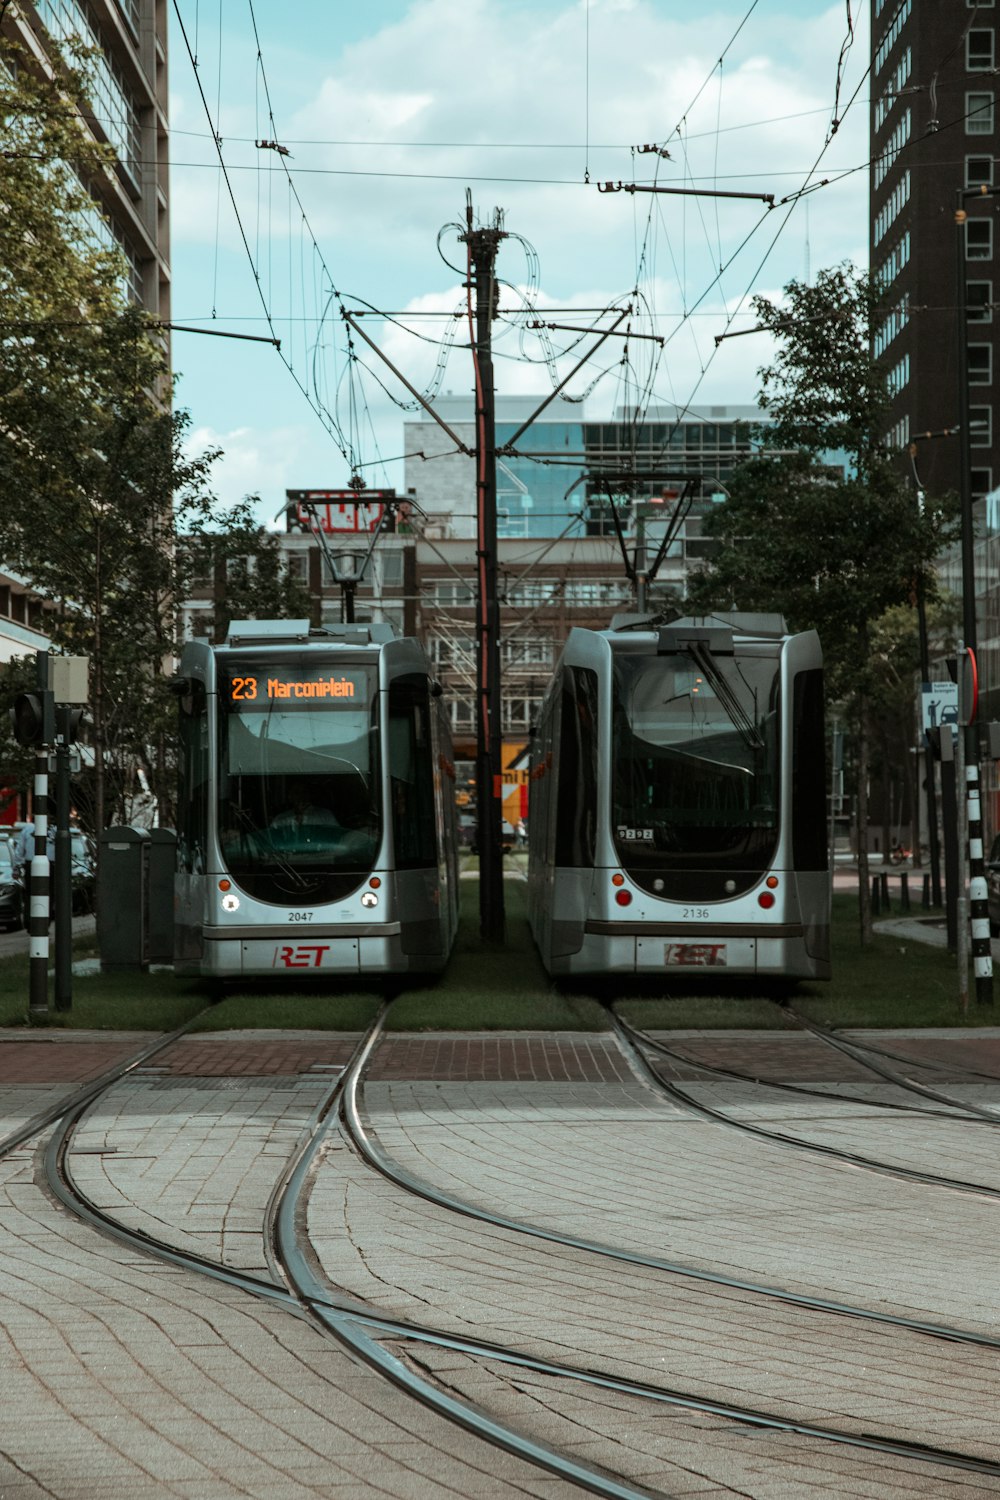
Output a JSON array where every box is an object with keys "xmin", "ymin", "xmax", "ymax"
[{"xmin": 166, "ymin": 0, "xmax": 872, "ymax": 522}]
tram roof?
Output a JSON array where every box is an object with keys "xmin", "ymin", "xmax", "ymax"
[
  {"xmin": 606, "ymin": 611, "xmax": 788, "ymax": 641},
  {"xmin": 224, "ymin": 619, "xmax": 396, "ymax": 648}
]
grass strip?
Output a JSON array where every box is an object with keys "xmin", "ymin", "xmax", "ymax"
[{"xmin": 0, "ymin": 882, "xmax": 983, "ymax": 1033}]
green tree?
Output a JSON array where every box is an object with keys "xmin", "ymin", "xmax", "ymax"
[
  {"xmin": 689, "ymin": 265, "xmax": 957, "ymax": 939},
  {"xmin": 1, "ymin": 36, "xmax": 127, "ymax": 477},
  {"xmin": 1, "ymin": 44, "xmax": 311, "ymax": 831}
]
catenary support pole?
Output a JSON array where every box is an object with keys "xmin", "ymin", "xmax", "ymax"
[{"xmin": 462, "ymin": 197, "xmax": 507, "ymax": 943}]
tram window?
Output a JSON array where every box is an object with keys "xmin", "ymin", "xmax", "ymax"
[
  {"xmin": 611, "ymin": 650, "xmax": 780, "ymax": 873},
  {"xmin": 217, "ymin": 662, "xmax": 381, "ymax": 896},
  {"xmin": 792, "ymin": 669, "xmax": 827, "ymax": 871},
  {"xmin": 388, "ymin": 676, "xmax": 437, "ymax": 868},
  {"xmin": 555, "ymin": 667, "xmax": 598, "ymax": 867},
  {"xmin": 177, "ymin": 681, "xmax": 208, "ymax": 874}
]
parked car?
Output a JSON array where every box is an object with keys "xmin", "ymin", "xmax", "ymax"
[
  {"xmin": 9, "ymin": 827, "xmax": 95, "ymax": 917},
  {"xmin": 70, "ymin": 830, "xmax": 95, "ymax": 914},
  {"xmin": 0, "ymin": 839, "xmax": 24, "ymax": 930}
]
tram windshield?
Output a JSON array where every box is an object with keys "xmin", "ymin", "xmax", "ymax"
[
  {"xmin": 217, "ymin": 658, "xmax": 379, "ymax": 902},
  {"xmin": 611, "ymin": 647, "xmax": 780, "ymax": 896}
]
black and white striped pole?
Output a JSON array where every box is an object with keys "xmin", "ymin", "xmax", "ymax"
[
  {"xmin": 28, "ymin": 748, "xmax": 51, "ymax": 1018},
  {"xmin": 10, "ymin": 655, "xmax": 56, "ymax": 1019},
  {"xmin": 960, "ymin": 648, "xmax": 993, "ymax": 1005}
]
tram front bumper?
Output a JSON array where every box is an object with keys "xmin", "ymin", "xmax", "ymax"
[
  {"xmin": 558, "ymin": 921, "xmax": 816, "ymax": 978},
  {"xmin": 200, "ymin": 922, "xmax": 446, "ymax": 977}
]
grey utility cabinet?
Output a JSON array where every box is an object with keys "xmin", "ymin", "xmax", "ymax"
[{"xmin": 98, "ymin": 827, "xmax": 150, "ymax": 971}]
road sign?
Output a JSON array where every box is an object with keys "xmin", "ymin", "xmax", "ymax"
[{"xmin": 921, "ymin": 680, "xmax": 959, "ymax": 732}]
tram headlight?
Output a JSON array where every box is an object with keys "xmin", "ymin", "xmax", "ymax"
[
  {"xmin": 221, "ymin": 893, "xmax": 240, "ymax": 912},
  {"xmin": 361, "ymin": 891, "xmax": 379, "ymax": 908}
]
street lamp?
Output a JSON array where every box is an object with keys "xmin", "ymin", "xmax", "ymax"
[{"xmin": 326, "ymin": 546, "xmax": 369, "ymax": 624}]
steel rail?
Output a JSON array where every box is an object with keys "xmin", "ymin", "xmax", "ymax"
[
  {"xmin": 271, "ymin": 1011, "xmax": 659, "ymax": 1500},
  {"xmin": 276, "ymin": 1018, "xmax": 1000, "ymax": 1484},
  {"xmin": 613, "ymin": 1018, "xmax": 988, "ymax": 1125},
  {"xmin": 55, "ymin": 1055, "xmax": 983, "ymax": 1489},
  {"xmin": 0, "ymin": 1014, "xmax": 211, "ymax": 1160},
  {"xmin": 33, "ymin": 1016, "xmax": 1000, "ymax": 1485},
  {"xmin": 779, "ymin": 999, "xmax": 1000, "ymax": 1113},
  {"xmin": 334, "ymin": 1010, "xmax": 1000, "ymax": 1352},
  {"xmin": 40, "ymin": 1014, "xmax": 661, "ymax": 1500},
  {"xmin": 612, "ymin": 1009, "xmax": 1000, "ymax": 1200}
]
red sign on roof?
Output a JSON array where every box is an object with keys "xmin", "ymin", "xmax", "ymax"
[{"xmin": 285, "ymin": 489, "xmax": 396, "ymax": 534}]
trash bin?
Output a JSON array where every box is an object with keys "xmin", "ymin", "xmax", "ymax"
[
  {"xmin": 98, "ymin": 827, "xmax": 150, "ymax": 971},
  {"xmin": 147, "ymin": 828, "xmax": 177, "ymax": 966}
]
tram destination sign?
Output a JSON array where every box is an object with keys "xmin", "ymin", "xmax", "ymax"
[{"xmin": 223, "ymin": 666, "xmax": 370, "ymax": 707}]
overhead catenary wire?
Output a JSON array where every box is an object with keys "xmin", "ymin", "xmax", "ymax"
[{"xmin": 170, "ymin": 0, "xmax": 359, "ymax": 473}]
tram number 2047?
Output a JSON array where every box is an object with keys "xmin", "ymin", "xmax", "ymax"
[{"xmin": 288, "ymin": 910, "xmax": 314, "ymax": 922}]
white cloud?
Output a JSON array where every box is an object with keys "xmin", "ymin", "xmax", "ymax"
[{"xmin": 169, "ymin": 0, "xmax": 873, "ymax": 496}]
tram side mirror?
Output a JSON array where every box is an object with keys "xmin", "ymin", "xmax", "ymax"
[{"xmin": 168, "ymin": 676, "xmax": 193, "ymax": 697}]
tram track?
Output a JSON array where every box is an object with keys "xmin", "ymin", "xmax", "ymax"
[
  {"xmin": 13, "ymin": 1011, "xmax": 1000, "ymax": 1492},
  {"xmin": 779, "ymin": 997, "xmax": 1000, "ymax": 1111},
  {"xmin": 315, "ymin": 1011, "xmax": 1000, "ymax": 1481},
  {"xmin": 610, "ymin": 1006, "xmax": 1000, "ymax": 1200},
  {"xmin": 24, "ymin": 1016, "xmax": 660, "ymax": 1500}
]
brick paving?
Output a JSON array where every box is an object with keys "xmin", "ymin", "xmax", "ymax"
[
  {"xmin": 3, "ymin": 1024, "xmax": 1000, "ymax": 1496},
  {"xmin": 2, "ymin": 1026, "xmax": 998, "ymax": 1085}
]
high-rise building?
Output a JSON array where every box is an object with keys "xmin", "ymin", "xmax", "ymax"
[
  {"xmin": 3, "ymin": 0, "xmax": 170, "ymax": 326},
  {"xmin": 870, "ymin": 1, "xmax": 1000, "ymax": 692},
  {"xmin": 871, "ymin": 2, "xmax": 999, "ymax": 490}
]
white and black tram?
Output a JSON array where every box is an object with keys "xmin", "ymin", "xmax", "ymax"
[
  {"xmin": 527, "ymin": 613, "xmax": 830, "ymax": 981},
  {"xmin": 173, "ymin": 619, "xmax": 459, "ymax": 979}
]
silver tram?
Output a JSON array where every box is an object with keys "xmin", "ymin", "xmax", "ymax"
[
  {"xmin": 172, "ymin": 619, "xmax": 459, "ymax": 979},
  {"xmin": 527, "ymin": 613, "xmax": 830, "ymax": 980}
]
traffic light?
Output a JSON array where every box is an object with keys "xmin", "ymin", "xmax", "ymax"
[
  {"xmin": 55, "ymin": 705, "xmax": 84, "ymax": 742},
  {"xmin": 10, "ymin": 691, "xmax": 54, "ymax": 747}
]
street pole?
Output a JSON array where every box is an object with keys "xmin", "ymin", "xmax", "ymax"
[
  {"xmin": 53, "ymin": 707, "xmax": 74, "ymax": 1012},
  {"xmin": 28, "ymin": 653, "xmax": 53, "ymax": 1020},
  {"xmin": 462, "ymin": 198, "xmax": 507, "ymax": 943},
  {"xmin": 915, "ymin": 574, "xmax": 943, "ymax": 906},
  {"xmin": 955, "ymin": 189, "xmax": 994, "ymax": 1004}
]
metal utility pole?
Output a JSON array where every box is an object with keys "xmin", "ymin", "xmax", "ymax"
[
  {"xmin": 461, "ymin": 198, "xmax": 507, "ymax": 942},
  {"xmin": 955, "ymin": 187, "xmax": 994, "ymax": 1005},
  {"xmin": 53, "ymin": 706, "xmax": 75, "ymax": 1012}
]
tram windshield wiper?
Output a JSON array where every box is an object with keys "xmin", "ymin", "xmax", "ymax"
[{"xmin": 685, "ymin": 641, "xmax": 764, "ymax": 755}]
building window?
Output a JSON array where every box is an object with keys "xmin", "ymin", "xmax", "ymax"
[
  {"xmin": 967, "ymin": 92, "xmax": 995, "ymax": 134},
  {"xmin": 969, "ymin": 345, "xmax": 993, "ymax": 384},
  {"xmin": 284, "ymin": 551, "xmax": 309, "ymax": 582},
  {"xmin": 888, "ymin": 353, "xmax": 910, "ymax": 396},
  {"xmin": 972, "ymin": 469, "xmax": 993, "ymax": 501},
  {"xmin": 379, "ymin": 551, "xmax": 404, "ymax": 587},
  {"xmin": 966, "ymin": 219, "xmax": 993, "ymax": 259},
  {"xmin": 966, "ymin": 156, "xmax": 995, "ymax": 189},
  {"xmin": 970, "ymin": 405, "xmax": 993, "ymax": 446},
  {"xmin": 968, "ymin": 281, "xmax": 994, "ymax": 322},
  {"xmin": 968, "ymin": 30, "xmax": 996, "ymax": 70}
]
